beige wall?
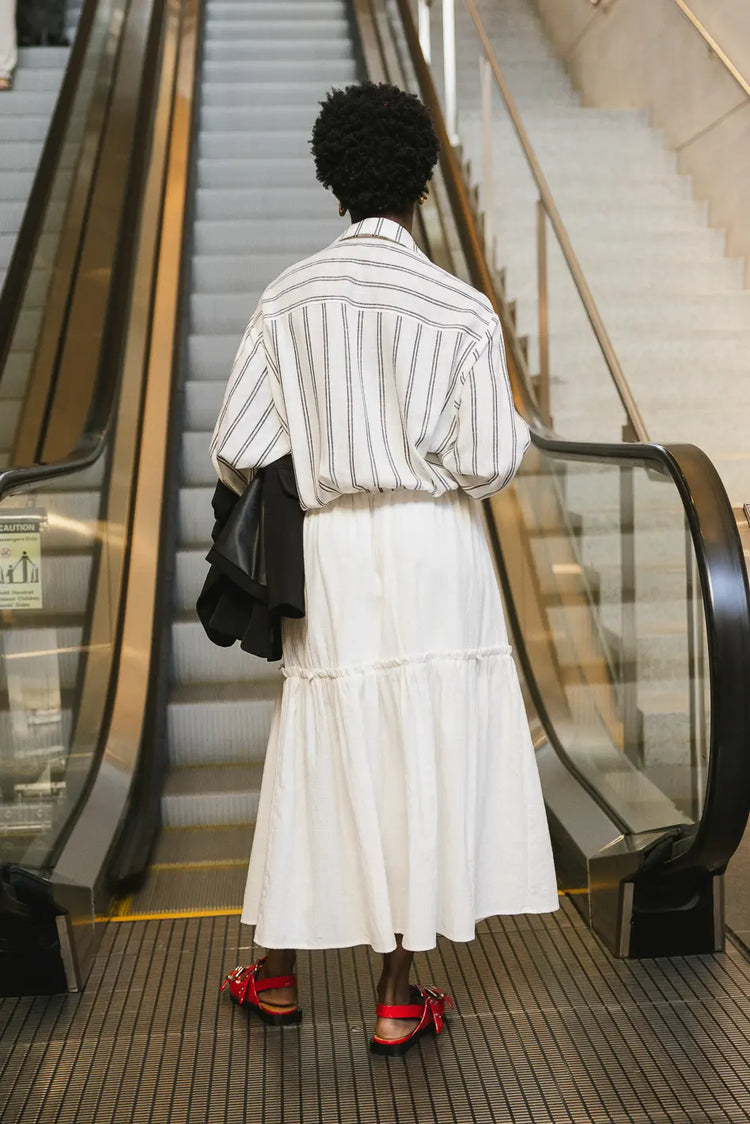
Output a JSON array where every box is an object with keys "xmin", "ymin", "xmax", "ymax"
[{"xmin": 531, "ymin": 0, "xmax": 750, "ymax": 282}]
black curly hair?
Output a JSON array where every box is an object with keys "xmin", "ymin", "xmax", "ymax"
[{"xmin": 310, "ymin": 82, "xmax": 440, "ymax": 221}]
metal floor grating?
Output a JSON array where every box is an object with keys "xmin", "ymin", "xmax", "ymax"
[{"xmin": 4, "ymin": 897, "xmax": 750, "ymax": 1122}]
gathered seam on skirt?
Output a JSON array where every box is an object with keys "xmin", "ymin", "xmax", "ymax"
[{"xmin": 282, "ymin": 644, "xmax": 513, "ymax": 681}]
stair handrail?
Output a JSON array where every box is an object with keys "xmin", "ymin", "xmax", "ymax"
[
  {"xmin": 592, "ymin": 0, "xmax": 750, "ymax": 102},
  {"xmin": 668, "ymin": 1, "xmax": 750, "ymax": 99},
  {"xmin": 416, "ymin": 0, "xmax": 649, "ymax": 442}
]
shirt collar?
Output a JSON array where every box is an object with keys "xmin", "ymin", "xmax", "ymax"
[{"xmin": 336, "ymin": 216, "xmax": 420, "ymax": 254}]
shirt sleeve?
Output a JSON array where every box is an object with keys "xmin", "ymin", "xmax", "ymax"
[
  {"xmin": 209, "ymin": 306, "xmax": 291, "ymax": 493},
  {"xmin": 440, "ymin": 316, "xmax": 530, "ymax": 499}
]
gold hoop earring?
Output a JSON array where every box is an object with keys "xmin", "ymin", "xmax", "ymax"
[{"xmin": 338, "ymin": 202, "xmax": 347, "ymax": 217}]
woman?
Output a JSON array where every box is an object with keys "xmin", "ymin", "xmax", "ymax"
[{"xmin": 213, "ymin": 82, "xmax": 558, "ymax": 1057}]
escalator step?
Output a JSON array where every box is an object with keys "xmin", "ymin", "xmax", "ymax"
[
  {"xmin": 162, "ymin": 763, "xmax": 265, "ymax": 826},
  {"xmin": 150, "ymin": 822, "xmax": 254, "ymax": 866},
  {"xmin": 168, "ymin": 682, "xmax": 279, "ymax": 764},
  {"xmin": 171, "ymin": 619, "xmax": 281, "ymax": 684},
  {"xmin": 121, "ymin": 864, "xmax": 248, "ymax": 913},
  {"xmin": 192, "ymin": 216, "xmax": 344, "ymax": 255}
]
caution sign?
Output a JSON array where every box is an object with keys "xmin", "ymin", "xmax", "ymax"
[{"xmin": 0, "ymin": 513, "xmax": 45, "ymax": 610}]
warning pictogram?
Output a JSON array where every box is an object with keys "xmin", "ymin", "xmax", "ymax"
[{"xmin": 0, "ymin": 514, "xmax": 45, "ymax": 610}]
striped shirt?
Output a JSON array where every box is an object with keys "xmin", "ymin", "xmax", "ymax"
[{"xmin": 210, "ymin": 216, "xmax": 530, "ymax": 510}]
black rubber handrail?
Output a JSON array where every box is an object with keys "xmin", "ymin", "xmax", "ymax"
[
  {"xmin": 0, "ymin": 0, "xmax": 99, "ymax": 381},
  {"xmin": 393, "ymin": 0, "xmax": 750, "ymax": 876}
]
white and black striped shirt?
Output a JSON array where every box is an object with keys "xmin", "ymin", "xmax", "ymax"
[{"xmin": 210, "ymin": 217, "xmax": 530, "ymax": 509}]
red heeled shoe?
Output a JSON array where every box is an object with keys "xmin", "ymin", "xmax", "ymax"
[
  {"xmin": 370, "ymin": 984, "xmax": 453, "ymax": 1057},
  {"xmin": 220, "ymin": 958, "xmax": 302, "ymax": 1026}
]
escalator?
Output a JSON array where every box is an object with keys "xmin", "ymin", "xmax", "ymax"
[
  {"xmin": 1, "ymin": 0, "xmax": 749, "ymax": 1006},
  {"xmin": 151, "ymin": 0, "xmax": 357, "ymax": 909}
]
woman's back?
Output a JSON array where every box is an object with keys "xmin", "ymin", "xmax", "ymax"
[{"xmin": 211, "ymin": 217, "xmax": 529, "ymax": 509}]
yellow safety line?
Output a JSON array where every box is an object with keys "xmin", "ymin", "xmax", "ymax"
[
  {"xmin": 96, "ymin": 890, "xmax": 585, "ymax": 924},
  {"xmin": 148, "ymin": 859, "xmax": 248, "ymax": 872},
  {"xmin": 96, "ymin": 907, "xmax": 243, "ymax": 923},
  {"xmin": 111, "ymin": 894, "xmax": 133, "ymax": 917}
]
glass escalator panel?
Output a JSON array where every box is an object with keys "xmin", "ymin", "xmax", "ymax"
[
  {"xmin": 491, "ymin": 443, "xmax": 710, "ymax": 836},
  {"xmin": 0, "ymin": 454, "xmax": 116, "ymax": 868},
  {"xmin": 0, "ymin": 0, "xmax": 123, "ymax": 468}
]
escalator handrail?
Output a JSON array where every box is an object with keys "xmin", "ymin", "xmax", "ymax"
[
  {"xmin": 0, "ymin": 434, "xmax": 103, "ymax": 501},
  {"xmin": 393, "ymin": 0, "xmax": 750, "ymax": 876},
  {"xmin": 0, "ymin": 0, "xmax": 99, "ymax": 381}
]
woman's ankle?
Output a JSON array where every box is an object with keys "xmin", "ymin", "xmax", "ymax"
[
  {"xmin": 259, "ymin": 950, "xmax": 296, "ymax": 979},
  {"xmin": 377, "ymin": 977, "xmax": 413, "ymax": 1007}
]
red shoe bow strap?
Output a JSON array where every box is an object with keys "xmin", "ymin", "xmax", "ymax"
[
  {"xmin": 376, "ymin": 985, "xmax": 454, "ymax": 1036},
  {"xmin": 220, "ymin": 958, "xmax": 297, "ymax": 1007}
]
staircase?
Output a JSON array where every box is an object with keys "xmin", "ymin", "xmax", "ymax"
[
  {"xmin": 449, "ymin": 0, "xmax": 724, "ymax": 821},
  {"xmin": 143, "ymin": 0, "xmax": 358, "ymax": 911},
  {"xmin": 453, "ymin": 0, "xmax": 750, "ymax": 505}
]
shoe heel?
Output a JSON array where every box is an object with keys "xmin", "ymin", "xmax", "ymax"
[{"xmin": 258, "ymin": 1005, "xmax": 303, "ymax": 1028}]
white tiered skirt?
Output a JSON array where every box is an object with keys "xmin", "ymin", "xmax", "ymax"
[{"xmin": 242, "ymin": 489, "xmax": 558, "ymax": 953}]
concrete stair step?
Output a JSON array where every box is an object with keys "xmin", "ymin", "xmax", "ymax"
[{"xmin": 516, "ymin": 292, "xmax": 750, "ymax": 336}]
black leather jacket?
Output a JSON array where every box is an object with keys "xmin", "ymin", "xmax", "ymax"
[{"xmin": 196, "ymin": 455, "xmax": 305, "ymax": 661}]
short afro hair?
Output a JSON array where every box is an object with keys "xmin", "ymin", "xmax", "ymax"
[{"xmin": 310, "ymin": 82, "xmax": 440, "ymax": 220}]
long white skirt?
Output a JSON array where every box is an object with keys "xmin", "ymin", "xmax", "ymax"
[{"xmin": 242, "ymin": 489, "xmax": 559, "ymax": 953}]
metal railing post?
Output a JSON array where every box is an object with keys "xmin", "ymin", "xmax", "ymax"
[
  {"xmin": 536, "ymin": 198, "xmax": 550, "ymax": 423},
  {"xmin": 417, "ymin": 0, "xmax": 431, "ymax": 63},
  {"xmin": 480, "ymin": 54, "xmax": 493, "ymax": 261},
  {"xmin": 442, "ymin": 0, "xmax": 458, "ymax": 143}
]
